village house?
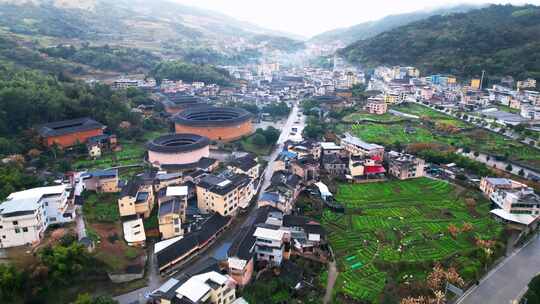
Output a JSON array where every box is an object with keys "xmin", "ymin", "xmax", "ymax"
[
  {"xmin": 86, "ymin": 134, "xmax": 117, "ymax": 158},
  {"xmin": 196, "ymin": 173, "xmax": 255, "ymax": 216},
  {"xmin": 227, "ymin": 154, "xmax": 260, "ymax": 179},
  {"xmin": 347, "ymin": 156, "xmax": 386, "ymax": 182},
  {"xmin": 254, "ymin": 226, "xmax": 288, "ymax": 267},
  {"xmin": 273, "ymin": 150, "xmax": 298, "ymax": 172},
  {"xmin": 387, "ymin": 152, "xmax": 426, "ymax": 180},
  {"xmin": 290, "ymin": 156, "xmax": 320, "ymax": 185},
  {"xmin": 286, "ymin": 140, "xmax": 321, "ymax": 160},
  {"xmin": 258, "ymin": 170, "xmax": 302, "ymax": 214},
  {"xmin": 123, "ymin": 218, "xmax": 146, "ymax": 247},
  {"xmin": 479, "ymin": 177, "xmax": 529, "ymax": 197},
  {"xmin": 366, "ymin": 97, "xmax": 388, "ymax": 114},
  {"xmin": 37, "ymin": 117, "xmax": 105, "ymax": 148},
  {"xmin": 490, "ymin": 187, "xmax": 540, "ymax": 228},
  {"xmin": 158, "ymin": 186, "xmax": 188, "ymax": 240},
  {"xmin": 118, "ymin": 177, "xmax": 155, "ymax": 218},
  {"xmin": 156, "ymin": 214, "xmax": 231, "ymax": 273},
  {"xmin": 151, "ymin": 271, "xmax": 238, "ymax": 304},
  {"xmin": 341, "ymin": 132, "xmax": 385, "ymax": 159},
  {"xmin": 226, "ymin": 206, "xmax": 327, "ymax": 286},
  {"xmin": 322, "ymin": 153, "xmax": 348, "ymax": 176},
  {"xmin": 81, "ymin": 169, "xmax": 119, "ymax": 193},
  {"xmin": 0, "ymin": 185, "xmax": 75, "ymax": 248},
  {"xmin": 154, "ymin": 172, "xmax": 184, "ymax": 192},
  {"xmin": 320, "ymin": 142, "xmax": 344, "ymax": 157}
]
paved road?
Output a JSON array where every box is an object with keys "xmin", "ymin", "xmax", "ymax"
[
  {"xmin": 115, "ymin": 102, "xmax": 304, "ymax": 304},
  {"xmin": 457, "ymin": 234, "xmax": 540, "ymax": 304},
  {"xmin": 259, "ymin": 102, "xmax": 303, "ymax": 199}
]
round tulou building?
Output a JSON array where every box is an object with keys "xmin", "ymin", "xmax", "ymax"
[
  {"xmin": 146, "ymin": 133, "xmax": 210, "ymax": 169},
  {"xmin": 172, "ymin": 106, "xmax": 253, "ymax": 142}
]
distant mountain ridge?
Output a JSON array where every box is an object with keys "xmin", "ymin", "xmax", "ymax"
[
  {"xmin": 339, "ymin": 5, "xmax": 540, "ymax": 80},
  {"xmin": 309, "ymin": 4, "xmax": 481, "ymax": 45},
  {"xmin": 0, "ymin": 0, "xmax": 300, "ymax": 52}
]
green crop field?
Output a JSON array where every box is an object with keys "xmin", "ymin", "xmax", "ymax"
[
  {"xmin": 321, "ymin": 178, "xmax": 502, "ymax": 303},
  {"xmin": 343, "ymin": 112, "xmax": 403, "ymax": 123},
  {"xmin": 350, "ymin": 115, "xmax": 540, "ymax": 170},
  {"xmin": 391, "ymin": 103, "xmax": 467, "ymax": 127}
]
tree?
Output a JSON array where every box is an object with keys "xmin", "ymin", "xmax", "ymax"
[
  {"xmin": 505, "ymin": 164, "xmax": 513, "ymax": 171},
  {"xmin": 263, "ymin": 127, "xmax": 280, "ymax": 144},
  {"xmin": 252, "ymin": 133, "xmax": 267, "ymax": 146},
  {"xmin": 0, "ymin": 264, "xmax": 24, "ymax": 301}
]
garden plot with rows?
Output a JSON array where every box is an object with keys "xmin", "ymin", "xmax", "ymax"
[{"xmin": 321, "ymin": 178, "xmax": 502, "ymax": 303}]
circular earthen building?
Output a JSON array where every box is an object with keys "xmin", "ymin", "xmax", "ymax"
[
  {"xmin": 147, "ymin": 133, "xmax": 210, "ymax": 169},
  {"xmin": 172, "ymin": 106, "xmax": 253, "ymax": 142}
]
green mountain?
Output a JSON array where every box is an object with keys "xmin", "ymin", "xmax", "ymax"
[
  {"xmin": 339, "ymin": 5, "xmax": 540, "ymax": 80},
  {"xmin": 309, "ymin": 4, "xmax": 480, "ymax": 45},
  {"xmin": 0, "ymin": 0, "xmax": 301, "ymax": 72}
]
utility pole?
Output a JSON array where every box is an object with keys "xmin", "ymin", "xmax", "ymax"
[{"xmin": 480, "ymin": 70, "xmax": 485, "ymax": 90}]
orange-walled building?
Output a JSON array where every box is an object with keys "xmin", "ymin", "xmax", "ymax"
[
  {"xmin": 174, "ymin": 121, "xmax": 253, "ymax": 142},
  {"xmin": 37, "ymin": 117, "xmax": 105, "ymax": 148},
  {"xmin": 173, "ymin": 106, "xmax": 253, "ymax": 142}
]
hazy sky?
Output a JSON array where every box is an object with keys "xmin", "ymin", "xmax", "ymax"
[{"xmin": 172, "ymin": 0, "xmax": 537, "ymax": 37}]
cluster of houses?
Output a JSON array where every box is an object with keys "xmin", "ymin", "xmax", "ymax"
[
  {"xmin": 114, "ymin": 153, "xmax": 260, "ymax": 254},
  {"xmin": 367, "ymin": 65, "xmax": 539, "ymax": 127}
]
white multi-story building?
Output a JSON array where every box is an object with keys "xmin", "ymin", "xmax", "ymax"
[
  {"xmin": 490, "ymin": 187, "xmax": 540, "ymax": 227},
  {"xmin": 490, "ymin": 188, "xmax": 540, "ymax": 216},
  {"xmin": 253, "ymin": 227, "xmax": 288, "ymax": 266},
  {"xmin": 0, "ymin": 185, "xmax": 75, "ymax": 248}
]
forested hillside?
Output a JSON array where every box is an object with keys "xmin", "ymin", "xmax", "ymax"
[
  {"xmin": 339, "ymin": 5, "xmax": 540, "ymax": 80},
  {"xmin": 310, "ymin": 4, "xmax": 479, "ymax": 45},
  {"xmin": 0, "ymin": 64, "xmax": 154, "ymax": 155}
]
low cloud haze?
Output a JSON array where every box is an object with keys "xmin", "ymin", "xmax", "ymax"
[{"xmin": 173, "ymin": 0, "xmax": 536, "ymax": 37}]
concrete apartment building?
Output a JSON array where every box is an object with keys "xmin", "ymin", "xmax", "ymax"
[
  {"xmin": 0, "ymin": 185, "xmax": 75, "ymax": 248},
  {"xmin": 341, "ymin": 132, "xmax": 384, "ymax": 159},
  {"xmin": 387, "ymin": 152, "xmax": 426, "ymax": 180},
  {"xmin": 196, "ymin": 173, "xmax": 254, "ymax": 216}
]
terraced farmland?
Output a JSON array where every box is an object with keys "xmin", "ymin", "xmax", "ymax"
[{"xmin": 321, "ymin": 178, "xmax": 502, "ymax": 303}]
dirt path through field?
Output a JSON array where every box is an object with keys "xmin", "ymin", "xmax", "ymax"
[{"xmin": 323, "ymin": 260, "xmax": 338, "ymax": 304}]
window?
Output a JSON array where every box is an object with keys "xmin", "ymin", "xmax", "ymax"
[
  {"xmin": 15, "ymin": 228, "xmax": 20, "ymax": 233},
  {"xmin": 22, "ymin": 227, "xmax": 28, "ymax": 232},
  {"xmin": 12, "ymin": 221, "xmax": 18, "ymax": 226}
]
